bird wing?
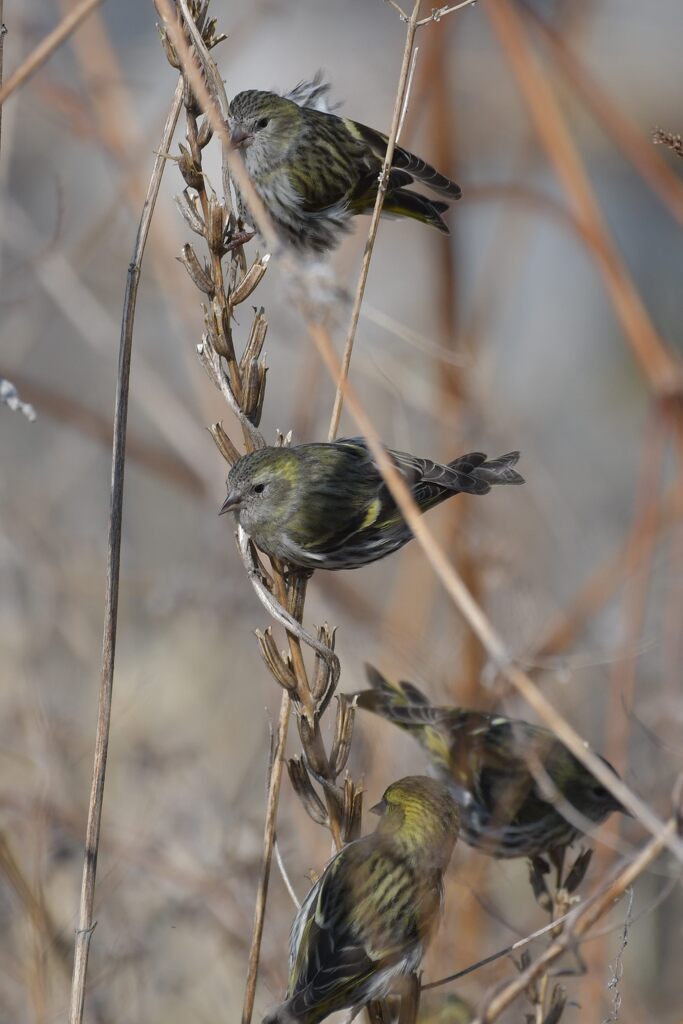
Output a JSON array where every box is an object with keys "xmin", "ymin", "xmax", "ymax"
[
  {"xmin": 361, "ymin": 443, "xmax": 490, "ymax": 524},
  {"xmin": 346, "ymin": 119, "xmax": 462, "ymax": 199},
  {"xmin": 288, "ymin": 839, "xmax": 425, "ymax": 1016},
  {"xmin": 286, "ymin": 440, "xmax": 386, "ymax": 557}
]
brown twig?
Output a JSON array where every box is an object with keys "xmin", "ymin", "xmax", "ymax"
[
  {"xmin": 522, "ymin": 4, "xmax": 683, "ymax": 229},
  {"xmin": 0, "ymin": 0, "xmax": 102, "ymax": 108},
  {"xmin": 305, "ymin": 320, "xmax": 683, "ymax": 863},
  {"xmin": 471, "ymin": 818, "xmax": 679, "ymax": 1023},
  {"xmin": 242, "ymin": 694, "xmax": 292, "ymax": 1024},
  {"xmin": 327, "ymin": 0, "xmax": 424, "ymax": 441},
  {"xmin": 68, "ymin": 77, "xmax": 184, "ymax": 1024},
  {"xmin": 482, "ymin": 0, "xmax": 682, "ymax": 398}
]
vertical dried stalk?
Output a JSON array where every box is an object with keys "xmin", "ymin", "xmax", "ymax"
[
  {"xmin": 483, "ymin": 0, "xmax": 682, "ymax": 397},
  {"xmin": 0, "ymin": 0, "xmax": 102, "ymax": 107},
  {"xmin": 242, "ymin": 694, "xmax": 292, "ymax": 1024},
  {"xmin": 327, "ymin": 0, "xmax": 423, "ymax": 441},
  {"xmin": 471, "ymin": 819, "xmax": 679, "ymax": 1023},
  {"xmin": 68, "ymin": 79, "xmax": 184, "ymax": 1024},
  {"xmin": 306, "ymin": 320, "xmax": 683, "ymax": 861}
]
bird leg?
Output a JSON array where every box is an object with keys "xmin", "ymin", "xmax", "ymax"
[{"xmin": 396, "ymin": 972, "xmax": 421, "ymax": 1024}]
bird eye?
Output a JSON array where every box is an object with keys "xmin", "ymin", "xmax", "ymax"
[
  {"xmin": 255, "ymin": 117, "xmax": 270, "ymax": 130},
  {"xmin": 253, "ymin": 482, "xmax": 266, "ymax": 494}
]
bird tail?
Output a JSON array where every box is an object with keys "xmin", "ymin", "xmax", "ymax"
[
  {"xmin": 355, "ymin": 667, "xmax": 454, "ymax": 767},
  {"xmin": 447, "ymin": 451, "xmax": 524, "ymax": 494},
  {"xmin": 381, "ymin": 188, "xmax": 451, "ymax": 233},
  {"xmin": 355, "ymin": 666, "xmax": 439, "ymax": 726},
  {"xmin": 392, "ymin": 143, "xmax": 463, "ymax": 199}
]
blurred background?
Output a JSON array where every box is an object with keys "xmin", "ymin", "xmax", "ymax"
[{"xmin": 1, "ymin": 0, "xmax": 683, "ymax": 1021}]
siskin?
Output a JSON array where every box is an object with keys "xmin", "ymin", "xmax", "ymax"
[
  {"xmin": 220, "ymin": 439, "xmax": 523, "ymax": 572},
  {"xmin": 228, "ymin": 78, "xmax": 462, "ymax": 253},
  {"xmin": 263, "ymin": 776, "xmax": 459, "ymax": 1024},
  {"xmin": 353, "ymin": 667, "xmax": 627, "ymax": 860}
]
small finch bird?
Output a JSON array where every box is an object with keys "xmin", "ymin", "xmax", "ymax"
[
  {"xmin": 219, "ymin": 439, "xmax": 523, "ymax": 572},
  {"xmin": 228, "ymin": 78, "xmax": 462, "ymax": 253},
  {"xmin": 353, "ymin": 667, "xmax": 627, "ymax": 859},
  {"xmin": 263, "ymin": 776, "xmax": 459, "ymax": 1024}
]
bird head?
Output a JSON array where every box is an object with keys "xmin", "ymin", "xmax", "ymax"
[
  {"xmin": 569, "ymin": 755, "xmax": 631, "ymax": 823},
  {"xmin": 371, "ymin": 776, "xmax": 459, "ymax": 866},
  {"xmin": 220, "ymin": 447, "xmax": 298, "ymax": 537},
  {"xmin": 228, "ymin": 90, "xmax": 300, "ymax": 170}
]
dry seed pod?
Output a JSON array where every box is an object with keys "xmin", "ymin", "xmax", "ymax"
[
  {"xmin": 208, "ymin": 422, "xmax": 240, "ymax": 466},
  {"xmin": 255, "ymin": 627, "xmax": 297, "ymax": 692},
  {"xmin": 329, "ymin": 695, "xmax": 355, "ymax": 777},
  {"xmin": 341, "ymin": 777, "xmax": 363, "ymax": 842},
  {"xmin": 174, "ymin": 189, "xmax": 205, "ymax": 237},
  {"xmin": 178, "ymin": 244, "xmax": 214, "ymax": 295},
  {"xmin": 207, "ymin": 196, "xmax": 226, "ymax": 253},
  {"xmin": 156, "ymin": 25, "xmax": 180, "ymax": 68},
  {"xmin": 197, "ymin": 116, "xmax": 213, "ymax": 148},
  {"xmin": 288, "ymin": 757, "xmax": 328, "ymax": 827},
  {"xmin": 177, "ymin": 142, "xmax": 203, "ymax": 190},
  {"xmin": 239, "ymin": 311, "xmax": 268, "ymax": 375},
  {"xmin": 232, "ymin": 258, "xmax": 269, "ymax": 306}
]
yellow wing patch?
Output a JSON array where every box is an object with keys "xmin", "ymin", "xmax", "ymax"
[{"xmin": 361, "ymin": 497, "xmax": 382, "ymax": 530}]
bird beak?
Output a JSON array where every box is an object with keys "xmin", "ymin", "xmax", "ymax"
[
  {"xmin": 369, "ymin": 799, "xmax": 387, "ymax": 816},
  {"xmin": 219, "ymin": 490, "xmax": 241, "ymax": 515},
  {"xmin": 230, "ymin": 125, "xmax": 252, "ymax": 149}
]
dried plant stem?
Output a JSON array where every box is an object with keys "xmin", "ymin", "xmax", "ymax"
[
  {"xmin": 522, "ymin": 3, "xmax": 683, "ymax": 228},
  {"xmin": 242, "ymin": 693, "xmax": 292, "ymax": 1024},
  {"xmin": 307, "ymin": 320, "xmax": 683, "ymax": 862},
  {"xmin": 154, "ymin": 0, "xmax": 281, "ymax": 253},
  {"xmin": 0, "ymin": 0, "xmax": 102, "ymax": 108},
  {"xmin": 423, "ymin": 905, "xmax": 578, "ymax": 990},
  {"xmin": 530, "ymin": 484, "xmax": 680, "ymax": 661},
  {"xmin": 471, "ymin": 819, "xmax": 678, "ymax": 1023},
  {"xmin": 483, "ymin": 0, "xmax": 682, "ymax": 397},
  {"xmin": 68, "ymin": 78, "xmax": 184, "ymax": 1024},
  {"xmin": 328, "ymin": 0, "xmax": 423, "ymax": 441}
]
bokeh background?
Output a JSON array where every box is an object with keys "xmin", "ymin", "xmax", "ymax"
[{"xmin": 1, "ymin": 0, "xmax": 683, "ymax": 1021}]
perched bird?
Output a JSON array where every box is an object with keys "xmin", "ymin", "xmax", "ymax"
[
  {"xmin": 220, "ymin": 439, "xmax": 523, "ymax": 572},
  {"xmin": 228, "ymin": 78, "xmax": 462, "ymax": 253},
  {"xmin": 353, "ymin": 667, "xmax": 627, "ymax": 859},
  {"xmin": 263, "ymin": 776, "xmax": 459, "ymax": 1024}
]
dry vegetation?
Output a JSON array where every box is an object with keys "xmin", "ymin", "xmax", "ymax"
[{"xmin": 1, "ymin": 2, "xmax": 683, "ymax": 1024}]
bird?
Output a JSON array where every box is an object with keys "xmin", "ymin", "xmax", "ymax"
[
  {"xmin": 352, "ymin": 667, "xmax": 627, "ymax": 859},
  {"xmin": 227, "ymin": 77, "xmax": 462, "ymax": 253},
  {"xmin": 219, "ymin": 438, "xmax": 523, "ymax": 572},
  {"xmin": 262, "ymin": 776, "xmax": 459, "ymax": 1024}
]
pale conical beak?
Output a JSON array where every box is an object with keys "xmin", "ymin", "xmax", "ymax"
[
  {"xmin": 230, "ymin": 125, "xmax": 252, "ymax": 149},
  {"xmin": 219, "ymin": 490, "xmax": 242, "ymax": 515},
  {"xmin": 369, "ymin": 799, "xmax": 387, "ymax": 816}
]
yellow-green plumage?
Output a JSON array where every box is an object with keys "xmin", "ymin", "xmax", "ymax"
[
  {"xmin": 228, "ymin": 79, "xmax": 462, "ymax": 253},
  {"xmin": 220, "ymin": 439, "xmax": 524, "ymax": 572},
  {"xmin": 353, "ymin": 667, "xmax": 628, "ymax": 859},
  {"xmin": 263, "ymin": 777, "xmax": 459, "ymax": 1024}
]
